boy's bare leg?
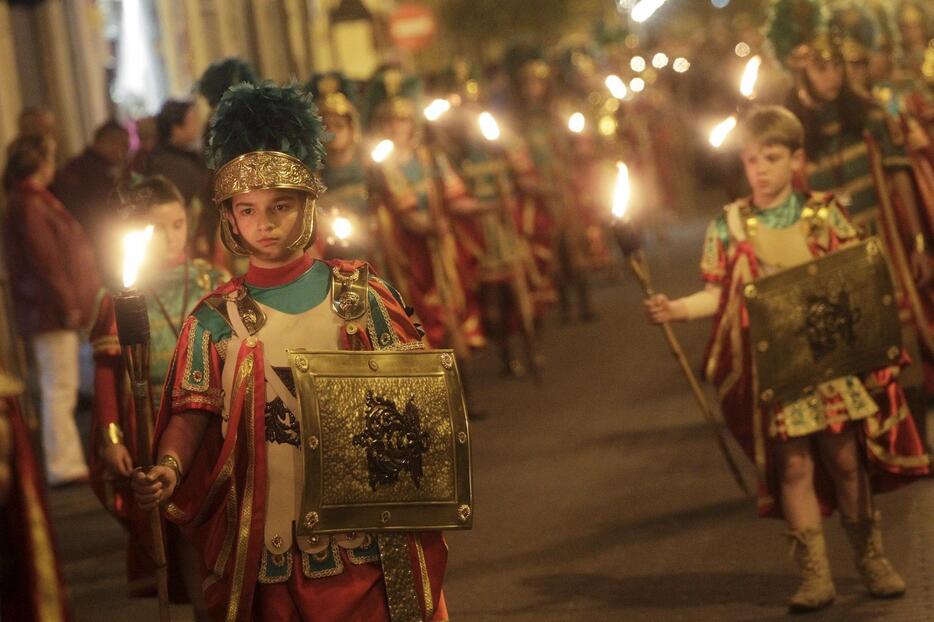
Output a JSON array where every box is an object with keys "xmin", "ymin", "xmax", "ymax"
[
  {"xmin": 818, "ymin": 427, "xmax": 905, "ymax": 596},
  {"xmin": 776, "ymin": 437, "xmax": 822, "ymax": 529},
  {"xmin": 817, "ymin": 427, "xmax": 871, "ymax": 520}
]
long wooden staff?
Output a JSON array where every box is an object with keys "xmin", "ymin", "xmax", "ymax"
[
  {"xmin": 114, "ymin": 292, "xmax": 171, "ymax": 622},
  {"xmin": 627, "ymin": 247, "xmax": 752, "ymax": 498}
]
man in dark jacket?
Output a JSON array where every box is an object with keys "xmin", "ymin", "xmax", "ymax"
[
  {"xmin": 146, "ymin": 100, "xmax": 216, "ymax": 258},
  {"xmin": 50, "ymin": 120, "xmax": 129, "ymax": 282}
]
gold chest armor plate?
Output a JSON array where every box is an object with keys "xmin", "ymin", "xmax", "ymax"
[
  {"xmin": 287, "ymin": 349, "xmax": 473, "ymax": 535},
  {"xmin": 744, "ymin": 238, "xmax": 902, "ymax": 405}
]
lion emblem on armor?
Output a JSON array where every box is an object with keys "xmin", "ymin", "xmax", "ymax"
[{"xmin": 352, "ymin": 391, "xmax": 430, "ymax": 491}]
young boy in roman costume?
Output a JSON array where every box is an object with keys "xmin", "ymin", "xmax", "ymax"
[
  {"xmin": 645, "ymin": 105, "xmax": 928, "ymax": 613},
  {"xmin": 132, "ymin": 83, "xmax": 449, "ymax": 621}
]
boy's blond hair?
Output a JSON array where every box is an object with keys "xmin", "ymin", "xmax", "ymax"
[{"xmin": 737, "ymin": 105, "xmax": 804, "ymax": 152}]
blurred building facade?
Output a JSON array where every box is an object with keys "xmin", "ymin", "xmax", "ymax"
[{"xmin": 0, "ymin": 0, "xmax": 399, "ymax": 165}]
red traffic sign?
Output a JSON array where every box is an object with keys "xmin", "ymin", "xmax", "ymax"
[{"xmin": 389, "ymin": 4, "xmax": 437, "ymax": 51}]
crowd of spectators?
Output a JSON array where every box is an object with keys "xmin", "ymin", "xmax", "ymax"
[{"xmin": 1, "ymin": 101, "xmax": 211, "ymax": 486}]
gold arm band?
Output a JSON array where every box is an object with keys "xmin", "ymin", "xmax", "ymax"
[
  {"xmin": 105, "ymin": 422, "xmax": 124, "ymax": 446},
  {"xmin": 915, "ymin": 232, "xmax": 926, "ymax": 253},
  {"xmin": 159, "ymin": 454, "xmax": 183, "ymax": 483}
]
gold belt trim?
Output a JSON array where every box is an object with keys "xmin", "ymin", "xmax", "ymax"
[{"xmin": 378, "ymin": 534, "xmax": 424, "ymax": 622}]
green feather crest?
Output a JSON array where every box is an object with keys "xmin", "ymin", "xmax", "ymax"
[
  {"xmin": 206, "ymin": 82, "xmax": 326, "ymax": 172},
  {"xmin": 766, "ymin": 0, "xmax": 827, "ymax": 63}
]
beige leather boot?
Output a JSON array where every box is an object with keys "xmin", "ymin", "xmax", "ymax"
[
  {"xmin": 786, "ymin": 526, "xmax": 836, "ymax": 613},
  {"xmin": 841, "ymin": 511, "xmax": 906, "ymax": 598}
]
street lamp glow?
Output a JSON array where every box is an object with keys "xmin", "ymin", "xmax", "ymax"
[
  {"xmin": 568, "ymin": 112, "xmax": 586, "ymax": 134},
  {"xmin": 423, "ymin": 98, "xmax": 451, "ymax": 121},
  {"xmin": 709, "ymin": 116, "xmax": 737, "ymax": 148},
  {"xmin": 652, "ymin": 53, "xmax": 669, "ymax": 69},
  {"xmin": 612, "ymin": 162, "xmax": 631, "ymax": 219},
  {"xmin": 673, "ymin": 57, "xmax": 691, "ymax": 73},
  {"xmin": 605, "ymin": 74, "xmax": 628, "ymax": 99},
  {"xmin": 121, "ymin": 225, "xmax": 154, "ymax": 289},
  {"xmin": 332, "ymin": 216, "xmax": 353, "ymax": 241},
  {"xmin": 631, "ymin": 0, "xmax": 666, "ymax": 23},
  {"xmin": 630, "ymin": 56, "xmax": 646, "ymax": 72},
  {"xmin": 739, "ymin": 55, "xmax": 762, "ymax": 98},
  {"xmin": 478, "ymin": 111, "xmax": 500, "ymax": 141},
  {"xmin": 370, "ymin": 139, "xmax": 395, "ymax": 163},
  {"xmin": 629, "ymin": 77, "xmax": 646, "ymax": 93}
]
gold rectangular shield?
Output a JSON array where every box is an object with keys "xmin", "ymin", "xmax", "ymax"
[
  {"xmin": 288, "ymin": 349, "xmax": 472, "ymax": 535},
  {"xmin": 744, "ymin": 238, "xmax": 902, "ymax": 406}
]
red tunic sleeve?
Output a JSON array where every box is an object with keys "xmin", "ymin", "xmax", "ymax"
[{"xmin": 167, "ymin": 315, "xmax": 225, "ymax": 416}]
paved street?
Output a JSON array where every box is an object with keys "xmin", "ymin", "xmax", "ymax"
[{"xmin": 49, "ymin": 208, "xmax": 934, "ymax": 621}]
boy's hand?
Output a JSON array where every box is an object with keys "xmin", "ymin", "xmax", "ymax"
[
  {"xmin": 132, "ymin": 466, "xmax": 177, "ymax": 511},
  {"xmin": 103, "ymin": 443, "xmax": 134, "ymax": 478},
  {"xmin": 644, "ymin": 294, "xmax": 681, "ymax": 324}
]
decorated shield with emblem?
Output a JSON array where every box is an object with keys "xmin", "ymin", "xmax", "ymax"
[
  {"xmin": 744, "ymin": 238, "xmax": 902, "ymax": 406},
  {"xmin": 288, "ymin": 349, "xmax": 472, "ymax": 535}
]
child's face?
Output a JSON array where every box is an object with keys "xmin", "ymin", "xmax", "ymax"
[
  {"xmin": 740, "ymin": 142, "xmax": 802, "ymax": 201},
  {"xmin": 145, "ymin": 201, "xmax": 188, "ymax": 263},
  {"xmin": 385, "ymin": 116, "xmax": 415, "ymax": 147},
  {"xmin": 805, "ymin": 58, "xmax": 845, "ymax": 102},
  {"xmin": 228, "ymin": 189, "xmax": 306, "ymax": 262},
  {"xmin": 324, "ymin": 114, "xmax": 354, "ymax": 152}
]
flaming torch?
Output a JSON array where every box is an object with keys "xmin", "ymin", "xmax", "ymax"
[
  {"xmin": 114, "ymin": 226, "xmax": 172, "ymax": 621},
  {"xmin": 610, "ymin": 165, "xmax": 751, "ymax": 497},
  {"xmin": 708, "ymin": 54, "xmax": 762, "ymax": 150}
]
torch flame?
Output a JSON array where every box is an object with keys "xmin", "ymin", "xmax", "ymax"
[
  {"xmin": 631, "ymin": 0, "xmax": 666, "ymax": 23},
  {"xmin": 568, "ymin": 112, "xmax": 586, "ymax": 134},
  {"xmin": 612, "ymin": 162, "xmax": 631, "ymax": 219},
  {"xmin": 709, "ymin": 116, "xmax": 737, "ymax": 148},
  {"xmin": 605, "ymin": 74, "xmax": 628, "ymax": 99},
  {"xmin": 739, "ymin": 54, "xmax": 761, "ymax": 98},
  {"xmin": 121, "ymin": 225, "xmax": 154, "ymax": 289},
  {"xmin": 371, "ymin": 139, "xmax": 395, "ymax": 163},
  {"xmin": 423, "ymin": 98, "xmax": 451, "ymax": 122},
  {"xmin": 478, "ymin": 111, "xmax": 500, "ymax": 141},
  {"xmin": 332, "ymin": 216, "xmax": 353, "ymax": 241}
]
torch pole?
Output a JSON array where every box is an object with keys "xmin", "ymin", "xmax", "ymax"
[
  {"xmin": 623, "ymin": 240, "xmax": 751, "ymax": 498},
  {"xmin": 114, "ymin": 292, "xmax": 171, "ymax": 622}
]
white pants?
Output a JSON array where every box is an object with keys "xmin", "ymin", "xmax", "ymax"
[{"xmin": 32, "ymin": 330, "xmax": 88, "ymax": 484}]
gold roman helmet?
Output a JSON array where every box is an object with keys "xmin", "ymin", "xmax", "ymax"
[
  {"xmin": 520, "ymin": 59, "xmax": 551, "ymax": 81},
  {"xmin": 312, "ymin": 73, "xmax": 361, "ymax": 125},
  {"xmin": 207, "ymin": 83, "xmax": 327, "ymax": 256}
]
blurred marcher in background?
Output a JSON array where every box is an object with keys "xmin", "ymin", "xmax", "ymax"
[
  {"xmin": 146, "ymin": 99, "xmax": 214, "ymax": 259},
  {"xmin": 310, "ymin": 72, "xmax": 376, "ymax": 264},
  {"xmin": 0, "ymin": 368, "xmax": 73, "ymax": 621},
  {"xmin": 2, "ymin": 134, "xmax": 100, "ymax": 485},
  {"xmin": 51, "ymin": 120, "xmax": 130, "ymax": 284},
  {"xmin": 504, "ymin": 46, "xmax": 595, "ymax": 323},
  {"xmin": 88, "ymin": 175, "xmax": 225, "ymax": 619}
]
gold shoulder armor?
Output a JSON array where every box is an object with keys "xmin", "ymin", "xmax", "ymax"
[{"xmin": 330, "ymin": 264, "xmax": 370, "ymax": 321}]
